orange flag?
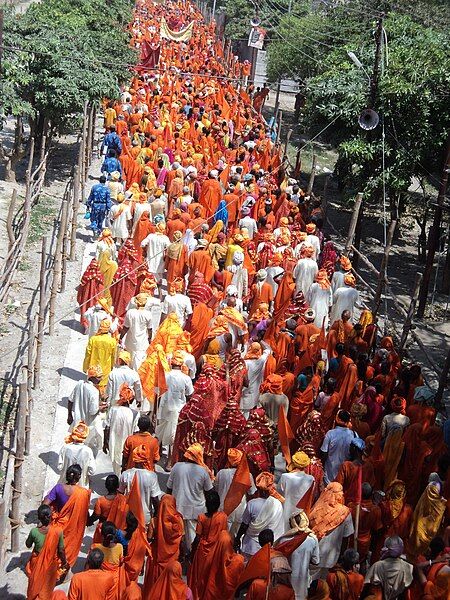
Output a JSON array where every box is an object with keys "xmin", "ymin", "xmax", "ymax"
[
  {"xmin": 310, "ymin": 317, "xmax": 327, "ymax": 363},
  {"xmin": 224, "ymin": 454, "xmax": 251, "ymax": 516},
  {"xmin": 236, "ymin": 543, "xmax": 271, "ymax": 589},
  {"xmin": 220, "ymin": 164, "xmax": 230, "ymax": 187},
  {"xmin": 278, "ymin": 406, "xmax": 294, "ymax": 466},
  {"xmin": 296, "ymin": 482, "xmax": 314, "ymax": 515},
  {"xmin": 128, "ymin": 473, "xmax": 146, "ymax": 529},
  {"xmin": 275, "ymin": 531, "xmax": 308, "ymax": 558}
]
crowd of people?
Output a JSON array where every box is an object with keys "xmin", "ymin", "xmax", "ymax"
[{"xmin": 24, "ymin": 1, "xmax": 450, "ymax": 599}]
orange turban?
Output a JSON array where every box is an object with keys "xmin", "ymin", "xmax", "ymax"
[
  {"xmin": 251, "ymin": 302, "xmax": 270, "ymax": 322},
  {"xmin": 340, "ymin": 256, "xmax": 352, "ymax": 272},
  {"xmin": 260, "ymin": 373, "xmax": 284, "ymax": 395},
  {"xmin": 140, "ymin": 276, "xmax": 157, "ymax": 295},
  {"xmin": 184, "ymin": 443, "xmax": 208, "ymax": 469},
  {"xmin": 117, "ymin": 383, "xmax": 135, "ymax": 405},
  {"xmin": 300, "ymin": 245, "xmax": 314, "ymax": 259},
  {"xmin": 97, "ymin": 318, "xmax": 112, "ymax": 334},
  {"xmin": 315, "ymin": 269, "xmax": 331, "ymax": 289},
  {"xmin": 138, "ymin": 192, "xmax": 147, "ymax": 203},
  {"xmin": 132, "ymin": 444, "xmax": 151, "ymax": 468},
  {"xmin": 297, "ymin": 231, "xmax": 307, "ymax": 242},
  {"xmin": 65, "ymin": 421, "xmax": 89, "ymax": 444},
  {"xmin": 98, "ymin": 228, "xmax": 114, "ymax": 245},
  {"xmin": 306, "ymin": 223, "xmax": 316, "ymax": 234},
  {"xmin": 169, "ymin": 277, "xmax": 184, "ymax": 295},
  {"xmin": 270, "ymin": 254, "xmax": 283, "ymax": 266},
  {"xmin": 245, "ymin": 342, "xmax": 263, "ymax": 360},
  {"xmin": 279, "ymin": 217, "xmax": 289, "ymax": 226},
  {"xmin": 255, "ymin": 472, "xmax": 284, "ymax": 503},
  {"xmin": 171, "ymin": 350, "xmax": 185, "ymax": 367},
  {"xmin": 227, "ymin": 448, "xmax": 243, "ymax": 467},
  {"xmin": 344, "ymin": 274, "xmax": 356, "ymax": 287},
  {"xmin": 87, "ymin": 365, "xmax": 103, "ymax": 379},
  {"xmin": 391, "ymin": 396, "xmax": 406, "ymax": 414},
  {"xmin": 208, "ymin": 315, "xmax": 229, "ymax": 337}
]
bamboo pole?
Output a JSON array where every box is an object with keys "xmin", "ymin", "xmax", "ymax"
[
  {"xmin": 25, "ymin": 318, "xmax": 35, "ymax": 456},
  {"xmin": 345, "ymin": 193, "xmax": 363, "ymax": 256},
  {"xmin": 398, "ymin": 272, "xmax": 423, "ymax": 356},
  {"xmin": 283, "ymin": 128, "xmax": 293, "ymax": 161},
  {"xmin": 60, "ymin": 187, "xmax": 72, "ymax": 292},
  {"xmin": 276, "ymin": 110, "xmax": 283, "ymax": 144},
  {"xmin": 69, "ymin": 165, "xmax": 81, "ymax": 261},
  {"xmin": 373, "ymin": 220, "xmax": 397, "ymax": 317},
  {"xmin": 48, "ymin": 196, "xmax": 69, "ymax": 334},
  {"xmin": 306, "ymin": 153, "xmax": 317, "ymax": 196},
  {"xmin": 10, "ymin": 377, "xmax": 27, "ymax": 552},
  {"xmin": 6, "ymin": 189, "xmax": 17, "ymax": 251},
  {"xmin": 436, "ymin": 349, "xmax": 450, "ymax": 405},
  {"xmin": 34, "ymin": 236, "xmax": 47, "ymax": 389}
]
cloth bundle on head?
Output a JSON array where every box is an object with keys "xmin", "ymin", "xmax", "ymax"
[
  {"xmin": 140, "ymin": 275, "xmax": 157, "ymax": 295},
  {"xmin": 300, "ymin": 246, "xmax": 315, "ymax": 259},
  {"xmin": 65, "ymin": 421, "xmax": 89, "ymax": 444},
  {"xmin": 391, "ymin": 396, "xmax": 406, "ymax": 414},
  {"xmin": 118, "ymin": 383, "xmax": 135, "ymax": 405},
  {"xmin": 255, "ymin": 471, "xmax": 284, "ymax": 503},
  {"xmin": 97, "ymin": 318, "xmax": 112, "ymax": 334},
  {"xmin": 87, "ymin": 365, "xmax": 103, "ymax": 379},
  {"xmin": 208, "ymin": 315, "xmax": 229, "ymax": 338},
  {"xmin": 132, "ymin": 444, "xmax": 151, "ymax": 469},
  {"xmin": 344, "ymin": 274, "xmax": 356, "ymax": 287},
  {"xmin": 305, "ymin": 223, "xmax": 316, "ymax": 234},
  {"xmin": 309, "ymin": 482, "xmax": 350, "ymax": 540},
  {"xmin": 98, "ymin": 228, "xmax": 114, "ymax": 244},
  {"xmin": 118, "ymin": 350, "xmax": 131, "ymax": 365},
  {"xmin": 171, "ymin": 350, "xmax": 185, "ymax": 367},
  {"xmin": 260, "ymin": 374, "xmax": 284, "ymax": 395},
  {"xmin": 245, "ymin": 342, "xmax": 263, "ymax": 360},
  {"xmin": 169, "ymin": 277, "xmax": 184, "ymax": 295},
  {"xmin": 380, "ymin": 535, "xmax": 404, "ymax": 559},
  {"xmin": 340, "ymin": 256, "xmax": 352, "ymax": 272},
  {"xmin": 251, "ymin": 302, "xmax": 270, "ymax": 322},
  {"xmin": 155, "ymin": 222, "xmax": 166, "ymax": 234},
  {"xmin": 315, "ymin": 269, "xmax": 331, "ymax": 290},
  {"xmin": 290, "ymin": 451, "xmax": 311, "ymax": 470},
  {"xmin": 184, "ymin": 442, "xmax": 212, "ymax": 478},
  {"xmin": 227, "ymin": 448, "xmax": 243, "ymax": 467},
  {"xmin": 135, "ymin": 292, "xmax": 149, "ymax": 308}
]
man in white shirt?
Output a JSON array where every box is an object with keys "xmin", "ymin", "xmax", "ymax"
[
  {"xmin": 166, "ymin": 442, "xmax": 213, "ymax": 548},
  {"xmin": 238, "ymin": 206, "xmax": 258, "ymax": 239},
  {"xmin": 240, "ymin": 341, "xmax": 272, "ymax": 418},
  {"xmin": 83, "ymin": 300, "xmax": 118, "ymax": 338},
  {"xmin": 320, "ymin": 410, "xmax": 358, "ymax": 484},
  {"xmin": 106, "ymin": 351, "xmax": 143, "ymax": 407},
  {"xmin": 122, "ymin": 293, "xmax": 153, "ymax": 369},
  {"xmin": 293, "ymin": 248, "xmax": 318, "ymax": 296},
  {"xmin": 58, "ymin": 422, "xmax": 96, "ymax": 488},
  {"xmin": 119, "ymin": 445, "xmax": 163, "ymax": 523},
  {"xmin": 141, "ymin": 225, "xmax": 170, "ymax": 284},
  {"xmin": 162, "ymin": 293, "xmax": 193, "ymax": 328},
  {"xmin": 155, "ymin": 354, "xmax": 194, "ymax": 462},
  {"xmin": 305, "ymin": 223, "xmax": 321, "ymax": 260},
  {"xmin": 278, "ymin": 451, "xmax": 315, "ymax": 533},
  {"xmin": 67, "ymin": 367, "xmax": 104, "ymax": 457}
]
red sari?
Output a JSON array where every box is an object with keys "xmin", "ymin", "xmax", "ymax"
[
  {"xmin": 77, "ymin": 259, "xmax": 104, "ymax": 329},
  {"xmin": 110, "ymin": 258, "xmax": 138, "ymax": 324}
]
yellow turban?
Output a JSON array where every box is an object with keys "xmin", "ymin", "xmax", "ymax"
[
  {"xmin": 65, "ymin": 421, "xmax": 89, "ymax": 444},
  {"xmin": 118, "ymin": 350, "xmax": 131, "ymax": 365},
  {"xmin": 97, "ymin": 318, "xmax": 111, "ymax": 334},
  {"xmin": 290, "ymin": 451, "xmax": 311, "ymax": 470}
]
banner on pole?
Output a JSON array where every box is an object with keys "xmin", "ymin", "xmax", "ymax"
[
  {"xmin": 248, "ymin": 26, "xmax": 266, "ymax": 49},
  {"xmin": 160, "ymin": 17, "xmax": 194, "ymax": 42}
]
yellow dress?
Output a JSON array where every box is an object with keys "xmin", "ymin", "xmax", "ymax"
[
  {"xmin": 83, "ymin": 333, "xmax": 118, "ymax": 387},
  {"xmin": 98, "ymin": 249, "xmax": 118, "ymax": 307}
]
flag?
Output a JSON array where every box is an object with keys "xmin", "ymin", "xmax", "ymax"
[
  {"xmin": 355, "ymin": 464, "xmax": 363, "ymax": 505},
  {"xmin": 275, "ymin": 531, "xmax": 308, "ymax": 557},
  {"xmin": 236, "ymin": 543, "xmax": 271, "ymax": 590},
  {"xmin": 128, "ymin": 473, "xmax": 146, "ymax": 529},
  {"xmin": 296, "ymin": 482, "xmax": 314, "ymax": 516},
  {"xmin": 278, "ymin": 406, "xmax": 294, "ymax": 466},
  {"xmin": 223, "ymin": 454, "xmax": 251, "ymax": 516}
]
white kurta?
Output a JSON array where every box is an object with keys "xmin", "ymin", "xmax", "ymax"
[
  {"xmin": 329, "ymin": 286, "xmax": 359, "ymax": 325},
  {"xmin": 313, "ymin": 513, "xmax": 354, "ymax": 572},
  {"xmin": 106, "ymin": 405, "xmax": 139, "ymax": 476},
  {"xmin": 240, "ymin": 345, "xmax": 271, "ymax": 414},
  {"xmin": 127, "ymin": 296, "xmax": 162, "ymax": 339},
  {"xmin": 215, "ymin": 468, "xmax": 256, "ymax": 534},
  {"xmin": 278, "ymin": 534, "xmax": 320, "ymax": 600},
  {"xmin": 141, "ymin": 233, "xmax": 170, "ymax": 278},
  {"xmin": 307, "ymin": 283, "xmax": 332, "ymax": 329},
  {"xmin": 58, "ymin": 443, "xmax": 96, "ymax": 488},
  {"xmin": 119, "ymin": 468, "xmax": 162, "ymax": 523},
  {"xmin": 69, "ymin": 380, "xmax": 103, "ymax": 456},
  {"xmin": 266, "ymin": 265, "xmax": 284, "ymax": 297},
  {"xmin": 124, "ymin": 308, "xmax": 153, "ymax": 370},
  {"xmin": 331, "ymin": 270, "xmax": 346, "ymax": 294},
  {"xmin": 109, "ymin": 204, "xmax": 131, "ymax": 239},
  {"xmin": 162, "ymin": 294, "xmax": 193, "ymax": 327},
  {"xmin": 242, "ymin": 496, "xmax": 284, "ymax": 556},
  {"xmin": 84, "ymin": 306, "xmax": 119, "ymax": 338},
  {"xmin": 305, "ymin": 234, "xmax": 321, "ymax": 260},
  {"xmin": 155, "ymin": 369, "xmax": 194, "ymax": 446},
  {"xmin": 277, "ymin": 471, "xmax": 315, "ymax": 532},
  {"xmin": 293, "ymin": 258, "xmax": 318, "ymax": 296},
  {"xmin": 106, "ymin": 365, "xmax": 142, "ymax": 406}
]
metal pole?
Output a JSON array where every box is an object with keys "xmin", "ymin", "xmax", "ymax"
[{"xmin": 345, "ymin": 193, "xmax": 363, "ymax": 256}]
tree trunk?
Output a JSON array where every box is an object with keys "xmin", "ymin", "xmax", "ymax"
[{"xmin": 442, "ymin": 226, "xmax": 450, "ymax": 295}]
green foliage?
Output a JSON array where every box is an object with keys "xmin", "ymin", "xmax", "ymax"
[{"xmin": 1, "ymin": 0, "xmax": 137, "ymax": 133}]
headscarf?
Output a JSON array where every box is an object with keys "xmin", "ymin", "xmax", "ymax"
[
  {"xmin": 96, "ymin": 318, "xmax": 111, "ymax": 334},
  {"xmin": 359, "ymin": 309, "xmax": 373, "ymax": 336},
  {"xmin": 344, "ymin": 274, "xmax": 356, "ymax": 287},
  {"xmin": 315, "ymin": 269, "xmax": 331, "ymax": 290},
  {"xmin": 118, "ymin": 350, "xmax": 131, "ymax": 365},
  {"xmin": 236, "ymin": 428, "xmax": 271, "ymax": 473},
  {"xmin": 208, "ymin": 315, "xmax": 229, "ymax": 337},
  {"xmin": 98, "ymin": 228, "xmax": 114, "ymax": 246},
  {"xmin": 380, "ymin": 535, "xmax": 404, "ymax": 559},
  {"xmin": 340, "ymin": 256, "xmax": 352, "ymax": 272},
  {"xmin": 385, "ymin": 479, "xmax": 407, "ymax": 520},
  {"xmin": 245, "ymin": 342, "xmax": 263, "ymax": 360},
  {"xmin": 251, "ymin": 302, "xmax": 270, "ymax": 322},
  {"xmin": 140, "ymin": 275, "xmax": 158, "ymax": 295},
  {"xmin": 132, "ymin": 444, "xmax": 152, "ymax": 469},
  {"xmin": 391, "ymin": 396, "xmax": 406, "ymax": 414},
  {"xmin": 214, "ymin": 201, "xmax": 228, "ymax": 226},
  {"xmin": 204, "ymin": 339, "xmax": 223, "ymax": 369},
  {"xmin": 187, "ymin": 272, "xmax": 213, "ymax": 307},
  {"xmin": 409, "ymin": 483, "xmax": 446, "ymax": 556},
  {"xmin": 169, "ymin": 277, "xmax": 184, "ymax": 295},
  {"xmin": 65, "ymin": 421, "xmax": 89, "ymax": 444},
  {"xmin": 255, "ymin": 472, "xmax": 284, "ymax": 503},
  {"xmin": 228, "ymin": 349, "xmax": 246, "ymax": 375},
  {"xmin": 166, "ymin": 235, "xmax": 184, "ymax": 261},
  {"xmin": 117, "ymin": 383, "xmax": 135, "ymax": 405},
  {"xmin": 155, "ymin": 222, "xmax": 166, "ymax": 234},
  {"xmin": 309, "ymin": 482, "xmax": 351, "ymax": 540},
  {"xmin": 135, "ymin": 292, "xmax": 149, "ymax": 308},
  {"xmin": 227, "ymin": 448, "xmax": 243, "ymax": 467},
  {"xmin": 87, "ymin": 365, "xmax": 103, "ymax": 379},
  {"xmin": 290, "ymin": 451, "xmax": 311, "ymax": 470},
  {"xmin": 184, "ymin": 443, "xmax": 209, "ymax": 471},
  {"xmin": 260, "ymin": 374, "xmax": 284, "ymax": 395},
  {"xmin": 147, "ymin": 561, "xmax": 188, "ymax": 600}
]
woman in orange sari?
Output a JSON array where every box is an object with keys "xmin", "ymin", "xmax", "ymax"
[
  {"xmin": 188, "ymin": 490, "xmax": 228, "ymax": 600},
  {"xmin": 143, "ymin": 495, "xmax": 184, "ymax": 592},
  {"xmin": 26, "ymin": 505, "xmax": 68, "ymax": 600},
  {"xmin": 148, "ymin": 560, "xmax": 193, "ymax": 600},
  {"xmin": 92, "ymin": 521, "xmax": 124, "ymax": 595},
  {"xmin": 88, "ymin": 474, "xmax": 128, "ymax": 543},
  {"xmin": 132, "ymin": 210, "xmax": 154, "ymax": 261},
  {"xmin": 43, "ymin": 465, "xmax": 91, "ymax": 567},
  {"xmin": 203, "ymin": 531, "xmax": 245, "ymax": 600}
]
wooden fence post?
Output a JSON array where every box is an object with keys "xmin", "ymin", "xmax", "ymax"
[
  {"xmin": 6, "ymin": 189, "xmax": 17, "ymax": 251},
  {"xmin": 10, "ymin": 377, "xmax": 27, "ymax": 552},
  {"xmin": 306, "ymin": 153, "xmax": 317, "ymax": 196},
  {"xmin": 25, "ymin": 318, "xmax": 34, "ymax": 456},
  {"xmin": 345, "ymin": 192, "xmax": 363, "ymax": 256},
  {"xmin": 80, "ymin": 103, "xmax": 88, "ymax": 205},
  {"xmin": 60, "ymin": 186, "xmax": 72, "ymax": 293},
  {"xmin": 48, "ymin": 196, "xmax": 69, "ymax": 334},
  {"xmin": 398, "ymin": 272, "xmax": 423, "ymax": 356},
  {"xmin": 372, "ymin": 220, "xmax": 397, "ymax": 317},
  {"xmin": 70, "ymin": 166, "xmax": 81, "ymax": 261},
  {"xmin": 34, "ymin": 236, "xmax": 47, "ymax": 388},
  {"xmin": 276, "ymin": 110, "xmax": 283, "ymax": 144},
  {"xmin": 283, "ymin": 128, "xmax": 292, "ymax": 161}
]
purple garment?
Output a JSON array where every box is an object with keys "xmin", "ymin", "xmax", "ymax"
[
  {"xmin": 46, "ymin": 483, "xmax": 70, "ymax": 511},
  {"xmin": 249, "ymin": 319, "xmax": 269, "ymax": 341},
  {"xmin": 156, "ymin": 167, "xmax": 168, "ymax": 187}
]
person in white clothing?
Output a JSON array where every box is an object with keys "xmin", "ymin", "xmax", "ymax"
[
  {"xmin": 214, "ymin": 448, "xmax": 256, "ymax": 535},
  {"xmin": 58, "ymin": 422, "xmax": 96, "ymax": 488},
  {"xmin": 331, "ymin": 256, "xmax": 352, "ymax": 295},
  {"xmin": 121, "ymin": 293, "xmax": 153, "ymax": 369},
  {"xmin": 104, "ymin": 384, "xmax": 139, "ymax": 476},
  {"xmin": 106, "ymin": 171, "xmax": 124, "ymax": 202},
  {"xmin": 166, "ymin": 443, "xmax": 213, "ymax": 548},
  {"xmin": 131, "ymin": 195, "xmax": 152, "ymax": 236},
  {"xmin": 275, "ymin": 510, "xmax": 320, "ymax": 600},
  {"xmin": 305, "ymin": 223, "xmax": 321, "ymax": 260},
  {"xmin": 329, "ymin": 274, "xmax": 359, "ymax": 325},
  {"xmin": 109, "ymin": 195, "xmax": 131, "ymax": 243},
  {"xmin": 127, "ymin": 292, "xmax": 162, "ymax": 338},
  {"xmin": 293, "ymin": 249, "xmax": 318, "ymax": 296},
  {"xmin": 83, "ymin": 300, "xmax": 118, "ymax": 338},
  {"xmin": 119, "ymin": 445, "xmax": 163, "ymax": 523},
  {"xmin": 67, "ymin": 367, "xmax": 104, "ymax": 457},
  {"xmin": 106, "ymin": 351, "xmax": 143, "ymax": 407},
  {"xmin": 226, "ymin": 253, "xmax": 248, "ymax": 303},
  {"xmin": 155, "ymin": 355, "xmax": 194, "ymax": 461},
  {"xmin": 238, "ymin": 207, "xmax": 258, "ymax": 239},
  {"xmin": 307, "ymin": 269, "xmax": 333, "ymax": 329},
  {"xmin": 278, "ymin": 451, "xmax": 315, "ymax": 533},
  {"xmin": 235, "ymin": 472, "xmax": 284, "ymax": 560},
  {"xmin": 141, "ymin": 224, "xmax": 170, "ymax": 284},
  {"xmin": 162, "ymin": 289, "xmax": 193, "ymax": 328},
  {"xmin": 240, "ymin": 341, "xmax": 272, "ymax": 418}
]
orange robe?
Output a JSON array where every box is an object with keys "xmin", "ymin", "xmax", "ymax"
[
  {"xmin": 249, "ymin": 282, "xmax": 274, "ymax": 317},
  {"xmin": 67, "ymin": 569, "xmax": 116, "ymax": 600},
  {"xmin": 26, "ymin": 525, "xmax": 63, "ymax": 600},
  {"xmin": 188, "ymin": 249, "xmax": 215, "ymax": 284},
  {"xmin": 202, "ymin": 531, "xmax": 245, "ymax": 600},
  {"xmin": 273, "ymin": 272, "xmax": 295, "ymax": 322},
  {"xmin": 165, "ymin": 246, "xmax": 188, "ymax": 286},
  {"xmin": 295, "ymin": 323, "xmax": 321, "ymax": 373},
  {"xmin": 188, "ymin": 512, "xmax": 228, "ymax": 600},
  {"xmin": 199, "ymin": 178, "xmax": 222, "ymax": 218},
  {"xmin": 289, "ymin": 374, "xmax": 321, "ymax": 434},
  {"xmin": 53, "ymin": 486, "xmax": 91, "ymax": 567},
  {"xmin": 92, "ymin": 493, "xmax": 128, "ymax": 543},
  {"xmin": 348, "ymin": 499, "xmax": 382, "ymax": 560},
  {"xmin": 247, "ymin": 580, "xmax": 295, "ymax": 600},
  {"xmin": 187, "ymin": 302, "xmax": 214, "ymax": 360},
  {"xmin": 123, "ymin": 432, "xmax": 160, "ymax": 470},
  {"xmin": 326, "ymin": 569, "xmax": 364, "ymax": 600}
]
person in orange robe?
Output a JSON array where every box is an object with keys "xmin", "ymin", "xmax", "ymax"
[
  {"xmin": 122, "ymin": 414, "xmax": 160, "ymax": 471},
  {"xmin": 148, "ymin": 560, "xmax": 192, "ymax": 600},
  {"xmin": 26, "ymin": 505, "xmax": 68, "ymax": 600},
  {"xmin": 335, "ymin": 348, "xmax": 358, "ymax": 412},
  {"xmin": 166, "ymin": 210, "xmax": 187, "ymax": 241},
  {"xmin": 273, "ymin": 271, "xmax": 295, "ymax": 322},
  {"xmin": 294, "ymin": 308, "xmax": 321, "ymax": 374},
  {"xmin": 133, "ymin": 211, "xmax": 155, "ymax": 262},
  {"xmin": 348, "ymin": 483, "xmax": 382, "ymax": 562},
  {"xmin": 67, "ymin": 548, "xmax": 116, "ymax": 600},
  {"xmin": 289, "ymin": 370, "xmax": 322, "ymax": 434},
  {"xmin": 188, "ymin": 491, "xmax": 228, "ymax": 600},
  {"xmin": 186, "ymin": 300, "xmax": 215, "ymax": 361},
  {"xmin": 188, "ymin": 239, "xmax": 215, "ymax": 284},
  {"xmin": 374, "ymin": 480, "xmax": 413, "ymax": 561},
  {"xmin": 77, "ymin": 259, "xmax": 104, "ymax": 329},
  {"xmin": 249, "ymin": 270, "xmax": 274, "ymax": 317},
  {"xmin": 326, "ymin": 548, "xmax": 364, "ymax": 600},
  {"xmin": 165, "ymin": 231, "xmax": 188, "ymax": 286},
  {"xmin": 398, "ymin": 422, "xmax": 433, "ymax": 505},
  {"xmin": 43, "ymin": 466, "xmax": 91, "ymax": 567},
  {"xmin": 88, "ymin": 474, "xmax": 127, "ymax": 543},
  {"xmin": 198, "ymin": 171, "xmax": 222, "ymax": 218},
  {"xmin": 143, "ymin": 495, "xmax": 184, "ymax": 592},
  {"xmin": 202, "ymin": 531, "xmax": 245, "ymax": 599}
]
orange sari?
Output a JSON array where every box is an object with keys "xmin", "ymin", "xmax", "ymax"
[
  {"xmin": 203, "ymin": 531, "xmax": 245, "ymax": 600},
  {"xmin": 92, "ymin": 493, "xmax": 128, "ymax": 544},
  {"xmin": 148, "ymin": 561, "xmax": 189, "ymax": 600},
  {"xmin": 53, "ymin": 486, "xmax": 90, "ymax": 566},
  {"xmin": 26, "ymin": 526, "xmax": 62, "ymax": 600}
]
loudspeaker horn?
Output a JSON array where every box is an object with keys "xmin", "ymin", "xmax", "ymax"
[
  {"xmin": 358, "ymin": 108, "xmax": 379, "ymax": 131},
  {"xmin": 250, "ymin": 15, "xmax": 261, "ymax": 27}
]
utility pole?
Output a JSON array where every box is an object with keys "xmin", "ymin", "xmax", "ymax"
[
  {"xmin": 352, "ymin": 15, "xmax": 384, "ymax": 271},
  {"xmin": 417, "ymin": 135, "xmax": 450, "ymax": 317},
  {"xmin": 0, "ymin": 8, "xmax": 4, "ymax": 79}
]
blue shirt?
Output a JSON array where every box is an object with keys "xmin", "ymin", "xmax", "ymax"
[
  {"xmin": 101, "ymin": 157, "xmax": 122, "ymax": 175},
  {"xmin": 87, "ymin": 183, "xmax": 112, "ymax": 209},
  {"xmin": 103, "ymin": 132, "xmax": 122, "ymax": 154}
]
